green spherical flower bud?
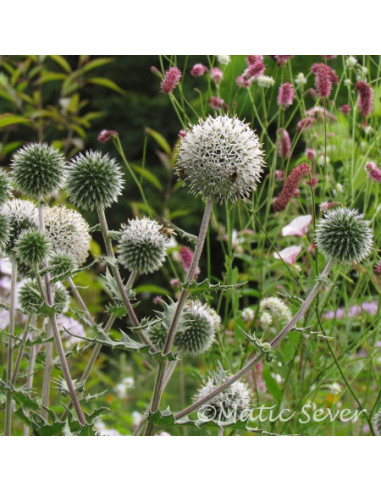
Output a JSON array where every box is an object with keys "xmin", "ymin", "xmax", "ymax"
[
  {"xmin": 176, "ymin": 300, "xmax": 216, "ymax": 355},
  {"xmin": 0, "ymin": 169, "xmax": 12, "ymax": 206},
  {"xmin": 118, "ymin": 217, "xmax": 168, "ymax": 274},
  {"xmin": 195, "ymin": 367, "xmax": 251, "ymax": 424},
  {"xmin": 148, "ymin": 300, "xmax": 186, "ymax": 349},
  {"xmin": 44, "ymin": 205, "xmax": 91, "ymax": 267},
  {"xmin": 1, "ymin": 199, "xmax": 39, "ymax": 257},
  {"xmin": 18, "ymin": 279, "xmax": 44, "ymax": 314},
  {"xmin": 11, "ymin": 143, "xmax": 66, "ymax": 198},
  {"xmin": 49, "ymin": 253, "xmax": 77, "ymax": 279},
  {"xmin": 315, "ymin": 208, "xmax": 373, "ymax": 264},
  {"xmin": 15, "ymin": 229, "xmax": 51, "ymax": 267},
  {"xmin": 176, "ymin": 115, "xmax": 265, "ymax": 204},
  {"xmin": 0, "ymin": 213, "xmax": 10, "ymax": 250},
  {"xmin": 53, "ymin": 284, "xmax": 69, "ymax": 313},
  {"xmin": 67, "ymin": 151, "xmax": 124, "ymax": 211}
]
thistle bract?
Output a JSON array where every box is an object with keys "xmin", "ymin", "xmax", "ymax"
[
  {"xmin": 44, "ymin": 206, "xmax": 91, "ymax": 266},
  {"xmin": 18, "ymin": 280, "xmax": 68, "ymax": 315},
  {"xmin": 11, "ymin": 143, "xmax": 66, "ymax": 198},
  {"xmin": 49, "ymin": 253, "xmax": 77, "ymax": 279},
  {"xmin": 15, "ymin": 229, "xmax": 51, "ymax": 267},
  {"xmin": 175, "ymin": 115, "xmax": 265, "ymax": 204},
  {"xmin": 315, "ymin": 208, "xmax": 373, "ymax": 264},
  {"xmin": 0, "ymin": 199, "xmax": 39, "ymax": 257},
  {"xmin": 148, "ymin": 300, "xmax": 186, "ymax": 350},
  {"xmin": 118, "ymin": 217, "xmax": 168, "ymax": 274},
  {"xmin": 67, "ymin": 151, "xmax": 124, "ymax": 211},
  {"xmin": 0, "ymin": 214, "xmax": 10, "ymax": 250},
  {"xmin": 0, "ymin": 169, "xmax": 11, "ymax": 206},
  {"xmin": 196, "ymin": 367, "xmax": 251, "ymax": 424}
]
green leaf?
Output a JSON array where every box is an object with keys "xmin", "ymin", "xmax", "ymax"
[
  {"xmin": 185, "ymin": 279, "xmax": 247, "ymax": 294},
  {"xmin": 134, "ymin": 284, "xmax": 170, "ymax": 296},
  {"xmin": 38, "ymin": 71, "xmax": 67, "ymax": 83},
  {"xmin": 131, "ymin": 163, "xmax": 163, "ymax": 191},
  {"xmin": 87, "ymin": 77, "xmax": 124, "ymax": 94},
  {"xmin": 50, "ymin": 55, "xmax": 72, "ymax": 73},
  {"xmin": 145, "ymin": 127, "xmax": 172, "ymax": 154},
  {"xmin": 82, "ymin": 57, "xmax": 114, "ymax": 73},
  {"xmin": 0, "ymin": 114, "xmax": 30, "ymax": 128},
  {"xmin": 262, "ymin": 366, "xmax": 282, "ymax": 402}
]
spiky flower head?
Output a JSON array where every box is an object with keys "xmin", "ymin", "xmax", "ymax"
[
  {"xmin": 15, "ymin": 229, "xmax": 51, "ymax": 267},
  {"xmin": 18, "ymin": 280, "xmax": 68, "ymax": 315},
  {"xmin": 196, "ymin": 367, "xmax": 251, "ymax": 424},
  {"xmin": 11, "ymin": 143, "xmax": 66, "ymax": 198},
  {"xmin": 373, "ymin": 409, "xmax": 381, "ymax": 436},
  {"xmin": 49, "ymin": 253, "xmax": 77, "ymax": 279},
  {"xmin": 0, "ymin": 199, "xmax": 39, "ymax": 257},
  {"xmin": 118, "ymin": 217, "xmax": 168, "ymax": 274},
  {"xmin": 44, "ymin": 206, "xmax": 91, "ymax": 266},
  {"xmin": 148, "ymin": 299, "xmax": 186, "ymax": 350},
  {"xmin": 0, "ymin": 214, "xmax": 10, "ymax": 250},
  {"xmin": 0, "ymin": 169, "xmax": 11, "ymax": 206},
  {"xmin": 175, "ymin": 115, "xmax": 265, "ymax": 204},
  {"xmin": 176, "ymin": 300, "xmax": 216, "ymax": 355},
  {"xmin": 315, "ymin": 208, "xmax": 373, "ymax": 264},
  {"xmin": 67, "ymin": 151, "xmax": 124, "ymax": 211}
]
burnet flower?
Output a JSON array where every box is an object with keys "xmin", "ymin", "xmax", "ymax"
[
  {"xmin": 315, "ymin": 208, "xmax": 373, "ymax": 264},
  {"xmin": 0, "ymin": 169, "xmax": 11, "ymax": 206},
  {"xmin": 175, "ymin": 115, "xmax": 265, "ymax": 204},
  {"xmin": 196, "ymin": 367, "xmax": 251, "ymax": 424},
  {"xmin": 11, "ymin": 143, "xmax": 66, "ymax": 198},
  {"xmin": 14, "ymin": 229, "xmax": 51, "ymax": 267},
  {"xmin": 67, "ymin": 151, "xmax": 124, "ymax": 211},
  {"xmin": 118, "ymin": 217, "xmax": 168, "ymax": 274},
  {"xmin": 0, "ymin": 199, "xmax": 39, "ymax": 257},
  {"xmin": 44, "ymin": 206, "xmax": 91, "ymax": 266}
]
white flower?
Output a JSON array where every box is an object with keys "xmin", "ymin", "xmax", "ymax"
[
  {"xmin": 115, "ymin": 377, "xmax": 134, "ymax": 398},
  {"xmin": 282, "ymin": 215, "xmax": 312, "ymax": 237},
  {"xmin": 273, "ymin": 245, "xmax": 302, "ymax": 265},
  {"xmin": 241, "ymin": 307, "xmax": 255, "ymax": 322},
  {"xmin": 260, "ymin": 297, "xmax": 292, "ymax": 323},
  {"xmin": 328, "ymin": 382, "xmax": 342, "ymax": 395},
  {"xmin": 256, "ymin": 75, "xmax": 275, "ymax": 88},
  {"xmin": 295, "ymin": 72, "xmax": 307, "ymax": 86},
  {"xmin": 345, "ymin": 56, "xmax": 358, "ymax": 69},
  {"xmin": 176, "ymin": 116, "xmax": 265, "ymax": 204},
  {"xmin": 343, "ymin": 79, "xmax": 352, "ymax": 87},
  {"xmin": 217, "ymin": 55, "xmax": 231, "ymax": 65}
]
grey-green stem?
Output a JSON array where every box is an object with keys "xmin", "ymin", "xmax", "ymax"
[
  {"xmin": 174, "ymin": 258, "xmax": 334, "ymax": 421},
  {"xmin": 144, "ymin": 196, "xmax": 214, "ymax": 435},
  {"xmin": 4, "ymin": 260, "xmax": 17, "ymax": 435},
  {"xmin": 11, "ymin": 314, "xmax": 33, "ymax": 385}
]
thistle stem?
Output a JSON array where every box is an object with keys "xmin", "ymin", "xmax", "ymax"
[
  {"xmin": 68, "ymin": 277, "xmax": 96, "ymax": 327},
  {"xmin": 144, "ymin": 196, "xmax": 214, "ymax": 435},
  {"xmin": 4, "ymin": 260, "xmax": 17, "ymax": 436},
  {"xmin": 174, "ymin": 258, "xmax": 334, "ymax": 421},
  {"xmin": 97, "ymin": 207, "xmax": 155, "ymax": 351},
  {"xmin": 11, "ymin": 314, "xmax": 33, "ymax": 385},
  {"xmin": 24, "ymin": 316, "xmax": 37, "ymax": 436}
]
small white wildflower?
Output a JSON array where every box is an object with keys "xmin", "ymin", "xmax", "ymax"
[
  {"xmin": 115, "ymin": 377, "xmax": 135, "ymax": 398},
  {"xmin": 295, "ymin": 72, "xmax": 307, "ymax": 86},
  {"xmin": 260, "ymin": 297, "xmax": 292, "ymax": 323},
  {"xmin": 343, "ymin": 78, "xmax": 352, "ymax": 87},
  {"xmin": 256, "ymin": 75, "xmax": 275, "ymax": 88},
  {"xmin": 241, "ymin": 307, "xmax": 255, "ymax": 322},
  {"xmin": 336, "ymin": 183, "xmax": 344, "ymax": 193},
  {"xmin": 318, "ymin": 155, "xmax": 330, "ymax": 167},
  {"xmin": 217, "ymin": 55, "xmax": 231, "ymax": 65},
  {"xmin": 345, "ymin": 56, "xmax": 358, "ymax": 69},
  {"xmin": 328, "ymin": 382, "xmax": 342, "ymax": 395},
  {"xmin": 260, "ymin": 311, "xmax": 272, "ymax": 328}
]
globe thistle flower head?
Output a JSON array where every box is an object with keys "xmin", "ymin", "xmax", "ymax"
[
  {"xmin": 148, "ymin": 299, "xmax": 186, "ymax": 350},
  {"xmin": 315, "ymin": 208, "xmax": 373, "ymax": 264},
  {"xmin": 49, "ymin": 253, "xmax": 77, "ymax": 279},
  {"xmin": 196, "ymin": 367, "xmax": 251, "ymax": 424},
  {"xmin": 118, "ymin": 217, "xmax": 168, "ymax": 274},
  {"xmin": 175, "ymin": 116, "xmax": 265, "ymax": 204},
  {"xmin": 44, "ymin": 206, "xmax": 91, "ymax": 266},
  {"xmin": 15, "ymin": 229, "xmax": 51, "ymax": 267},
  {"xmin": 67, "ymin": 151, "xmax": 124, "ymax": 211},
  {"xmin": 0, "ymin": 213, "xmax": 10, "ymax": 251},
  {"xmin": 53, "ymin": 284, "xmax": 69, "ymax": 313},
  {"xmin": 18, "ymin": 279, "xmax": 68, "ymax": 315},
  {"xmin": 11, "ymin": 143, "xmax": 66, "ymax": 198},
  {"xmin": 0, "ymin": 169, "xmax": 11, "ymax": 206},
  {"xmin": 374, "ymin": 409, "xmax": 381, "ymax": 436},
  {"xmin": 176, "ymin": 300, "xmax": 216, "ymax": 355},
  {"xmin": 1, "ymin": 199, "xmax": 39, "ymax": 257}
]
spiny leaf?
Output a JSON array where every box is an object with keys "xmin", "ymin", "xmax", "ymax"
[{"xmin": 184, "ymin": 279, "xmax": 247, "ymax": 294}]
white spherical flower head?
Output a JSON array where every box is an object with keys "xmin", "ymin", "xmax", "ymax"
[
  {"xmin": 1, "ymin": 199, "xmax": 39, "ymax": 256},
  {"xmin": 176, "ymin": 116, "xmax": 265, "ymax": 204},
  {"xmin": 315, "ymin": 208, "xmax": 373, "ymax": 264},
  {"xmin": 118, "ymin": 217, "xmax": 168, "ymax": 274},
  {"xmin": 44, "ymin": 206, "xmax": 91, "ymax": 266},
  {"xmin": 176, "ymin": 300, "xmax": 216, "ymax": 355}
]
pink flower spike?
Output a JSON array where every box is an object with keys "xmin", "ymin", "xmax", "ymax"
[
  {"xmin": 277, "ymin": 82, "xmax": 294, "ymax": 108},
  {"xmin": 306, "ymin": 148, "xmax": 316, "ymax": 161},
  {"xmin": 246, "ymin": 55, "xmax": 263, "ymax": 65},
  {"xmin": 355, "ymin": 81, "xmax": 374, "ymax": 118},
  {"xmin": 274, "ymin": 163, "xmax": 311, "ymax": 211},
  {"xmin": 275, "ymin": 170, "xmax": 284, "ymax": 181},
  {"xmin": 210, "ymin": 67, "xmax": 223, "ymax": 84},
  {"xmin": 178, "ymin": 129, "xmax": 187, "ymax": 138},
  {"xmin": 161, "ymin": 67, "xmax": 182, "ymax": 94},
  {"xmin": 98, "ymin": 129, "xmax": 119, "ymax": 143},
  {"xmin": 236, "ymin": 75, "xmax": 253, "ymax": 88},
  {"xmin": 277, "ymin": 128, "xmax": 291, "ymax": 159},
  {"xmin": 273, "ymin": 55, "xmax": 293, "ymax": 66},
  {"xmin": 209, "ymin": 97, "xmax": 227, "ymax": 110},
  {"xmin": 340, "ymin": 104, "xmax": 351, "ymax": 115},
  {"xmin": 273, "ymin": 246, "xmax": 302, "ymax": 265},
  {"xmin": 190, "ymin": 63, "xmax": 208, "ymax": 77},
  {"xmin": 311, "ymin": 63, "xmax": 338, "ymax": 98},
  {"xmin": 297, "ymin": 117, "xmax": 315, "ymax": 132},
  {"xmin": 365, "ymin": 162, "xmax": 381, "ymax": 183},
  {"xmin": 374, "ymin": 260, "xmax": 381, "ymax": 275},
  {"xmin": 282, "ymin": 215, "xmax": 312, "ymax": 237},
  {"xmin": 243, "ymin": 60, "xmax": 265, "ymax": 80}
]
